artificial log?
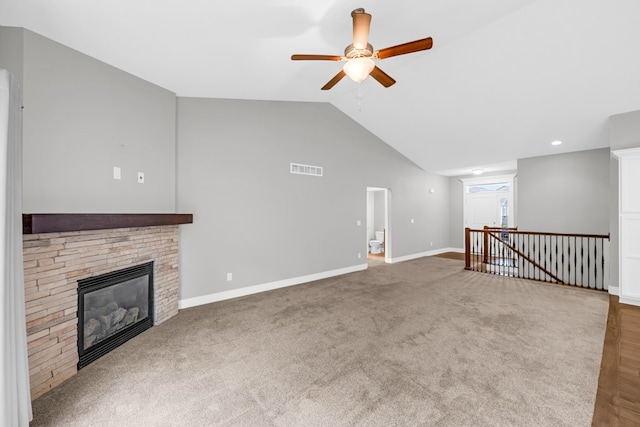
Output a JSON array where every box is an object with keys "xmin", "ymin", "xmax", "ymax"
[{"xmin": 83, "ymin": 306, "xmax": 141, "ymax": 350}]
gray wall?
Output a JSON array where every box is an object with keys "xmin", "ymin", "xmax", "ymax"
[
  {"xmin": 17, "ymin": 28, "xmax": 177, "ymax": 213},
  {"xmin": 176, "ymin": 98, "xmax": 450, "ymax": 300},
  {"xmin": 609, "ymin": 157, "xmax": 619, "ymax": 287},
  {"xmin": 610, "ymin": 110, "xmax": 640, "ymax": 150},
  {"xmin": 4, "ymin": 25, "xmax": 453, "ymax": 304},
  {"xmin": 517, "ymin": 148, "xmax": 610, "ymax": 234},
  {"xmin": 448, "ymin": 170, "xmax": 517, "ymax": 249},
  {"xmin": 448, "ymin": 177, "xmax": 464, "ymax": 249},
  {"xmin": 450, "ymin": 148, "xmax": 610, "ymax": 246},
  {"xmin": 0, "ymin": 26, "xmax": 24, "ymax": 86}
]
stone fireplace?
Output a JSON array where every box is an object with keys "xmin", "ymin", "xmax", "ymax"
[{"xmin": 22, "ymin": 213, "xmax": 192, "ymax": 399}]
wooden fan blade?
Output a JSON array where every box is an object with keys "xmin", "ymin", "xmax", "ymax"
[
  {"xmin": 369, "ymin": 66, "xmax": 396, "ymax": 88},
  {"xmin": 291, "ymin": 54, "xmax": 343, "ymax": 61},
  {"xmin": 376, "ymin": 37, "xmax": 433, "ymax": 60},
  {"xmin": 352, "ymin": 9, "xmax": 372, "ymax": 50},
  {"xmin": 321, "ymin": 70, "xmax": 346, "ymax": 90}
]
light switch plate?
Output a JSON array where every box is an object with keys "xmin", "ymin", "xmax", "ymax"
[
  {"xmin": 137, "ymin": 172, "xmax": 144, "ymax": 184},
  {"xmin": 113, "ymin": 166, "xmax": 121, "ymax": 180}
]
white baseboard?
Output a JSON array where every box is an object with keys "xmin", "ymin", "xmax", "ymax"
[
  {"xmin": 179, "ymin": 263, "xmax": 368, "ymax": 309},
  {"xmin": 444, "ymin": 247, "xmax": 465, "ymax": 254},
  {"xmin": 620, "ymin": 295, "xmax": 640, "ymax": 307},
  {"xmin": 389, "ymin": 247, "xmax": 463, "ymax": 264},
  {"xmin": 608, "ymin": 285, "xmax": 619, "ymax": 296}
]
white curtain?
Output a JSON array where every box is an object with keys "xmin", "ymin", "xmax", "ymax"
[{"xmin": 0, "ymin": 69, "xmax": 32, "ymax": 425}]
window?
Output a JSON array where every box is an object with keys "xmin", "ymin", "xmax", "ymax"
[{"xmin": 466, "ymin": 182, "xmax": 510, "ymax": 193}]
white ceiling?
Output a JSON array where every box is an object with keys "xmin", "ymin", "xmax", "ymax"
[{"xmin": 2, "ymin": 0, "xmax": 639, "ymax": 176}]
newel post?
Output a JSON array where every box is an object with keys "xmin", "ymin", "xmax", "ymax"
[
  {"xmin": 483, "ymin": 226, "xmax": 489, "ymax": 264},
  {"xmin": 464, "ymin": 228, "xmax": 471, "ymax": 270}
]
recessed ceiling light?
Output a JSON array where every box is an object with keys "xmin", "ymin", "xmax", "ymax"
[
  {"xmin": 472, "ymin": 169, "xmax": 484, "ymax": 175},
  {"xmin": 551, "ymin": 140, "xmax": 563, "ymax": 146}
]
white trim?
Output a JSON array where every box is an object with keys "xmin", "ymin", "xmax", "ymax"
[
  {"xmin": 384, "ymin": 189, "xmax": 391, "ymax": 263},
  {"xmin": 459, "ymin": 173, "xmax": 517, "ymax": 186},
  {"xmin": 178, "ymin": 263, "xmax": 368, "ymax": 309},
  {"xmin": 620, "ymin": 295, "xmax": 640, "ymax": 307},
  {"xmin": 612, "ymin": 147, "xmax": 640, "ymax": 159},
  {"xmin": 445, "ymin": 247, "xmax": 465, "ymax": 253},
  {"xmin": 389, "ymin": 247, "xmax": 461, "ymax": 263},
  {"xmin": 608, "ymin": 285, "xmax": 619, "ymax": 296},
  {"xmin": 616, "ymin": 150, "xmax": 640, "ymax": 306}
]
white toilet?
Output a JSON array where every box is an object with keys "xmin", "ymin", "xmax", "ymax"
[{"xmin": 369, "ymin": 231, "xmax": 385, "ymax": 254}]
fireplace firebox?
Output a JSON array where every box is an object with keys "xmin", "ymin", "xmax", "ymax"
[{"xmin": 77, "ymin": 262, "xmax": 154, "ymax": 368}]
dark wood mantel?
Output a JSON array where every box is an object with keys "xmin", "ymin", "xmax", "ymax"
[{"xmin": 23, "ymin": 213, "xmax": 193, "ymax": 234}]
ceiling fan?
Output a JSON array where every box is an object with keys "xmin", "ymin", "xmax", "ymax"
[{"xmin": 291, "ymin": 8, "xmax": 433, "ymax": 90}]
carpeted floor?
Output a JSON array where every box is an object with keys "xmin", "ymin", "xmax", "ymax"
[
  {"xmin": 431, "ymin": 251, "xmax": 466, "ymax": 261},
  {"xmin": 30, "ymin": 256, "xmax": 609, "ymax": 426}
]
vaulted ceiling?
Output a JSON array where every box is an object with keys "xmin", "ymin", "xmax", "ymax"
[{"xmin": 2, "ymin": 0, "xmax": 639, "ymax": 175}]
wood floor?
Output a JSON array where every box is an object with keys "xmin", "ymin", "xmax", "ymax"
[
  {"xmin": 593, "ymin": 295, "xmax": 640, "ymax": 426},
  {"xmin": 368, "ymin": 251, "xmax": 385, "ymax": 259},
  {"xmin": 431, "ymin": 252, "xmax": 640, "ymax": 425}
]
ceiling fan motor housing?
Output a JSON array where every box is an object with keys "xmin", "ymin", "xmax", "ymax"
[{"xmin": 344, "ymin": 43, "xmax": 373, "ymax": 59}]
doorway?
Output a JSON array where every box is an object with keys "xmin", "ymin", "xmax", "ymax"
[
  {"xmin": 461, "ymin": 174, "xmax": 516, "ymax": 238},
  {"xmin": 366, "ymin": 187, "xmax": 390, "ymax": 265}
]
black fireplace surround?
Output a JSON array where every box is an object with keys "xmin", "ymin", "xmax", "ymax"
[{"xmin": 77, "ymin": 262, "xmax": 154, "ymax": 368}]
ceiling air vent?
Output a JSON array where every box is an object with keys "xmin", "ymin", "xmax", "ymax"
[{"xmin": 290, "ymin": 162, "xmax": 323, "ymax": 177}]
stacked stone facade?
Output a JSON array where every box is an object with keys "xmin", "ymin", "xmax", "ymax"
[{"xmin": 23, "ymin": 225, "xmax": 180, "ymax": 399}]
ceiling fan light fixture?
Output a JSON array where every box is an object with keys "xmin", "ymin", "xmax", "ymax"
[{"xmin": 343, "ymin": 57, "xmax": 375, "ymax": 83}]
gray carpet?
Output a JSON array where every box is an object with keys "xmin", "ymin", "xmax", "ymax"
[{"xmin": 30, "ymin": 256, "xmax": 609, "ymax": 426}]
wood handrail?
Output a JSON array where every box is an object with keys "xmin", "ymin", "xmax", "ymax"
[{"xmin": 470, "ymin": 228, "xmax": 609, "ymax": 240}]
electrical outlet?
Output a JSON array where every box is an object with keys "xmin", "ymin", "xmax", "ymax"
[
  {"xmin": 137, "ymin": 172, "xmax": 144, "ymax": 184},
  {"xmin": 411, "ymin": 218, "xmax": 414, "ymax": 224},
  {"xmin": 357, "ymin": 253, "xmax": 361, "ymax": 259},
  {"xmin": 113, "ymin": 166, "xmax": 121, "ymax": 180},
  {"xmin": 430, "ymin": 242, "xmax": 433, "ymax": 247},
  {"xmin": 226, "ymin": 272, "xmax": 232, "ymax": 281}
]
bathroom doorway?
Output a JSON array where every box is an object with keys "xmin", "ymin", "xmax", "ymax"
[{"xmin": 366, "ymin": 187, "xmax": 390, "ymax": 265}]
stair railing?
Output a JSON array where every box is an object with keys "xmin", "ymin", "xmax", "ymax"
[{"xmin": 464, "ymin": 227, "xmax": 610, "ymax": 291}]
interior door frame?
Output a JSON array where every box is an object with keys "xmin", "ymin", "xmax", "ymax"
[
  {"xmin": 460, "ymin": 174, "xmax": 517, "ymax": 242},
  {"xmin": 367, "ymin": 187, "xmax": 391, "ymax": 263}
]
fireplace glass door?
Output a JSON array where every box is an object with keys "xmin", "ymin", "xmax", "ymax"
[{"xmin": 78, "ymin": 262, "xmax": 154, "ymax": 368}]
